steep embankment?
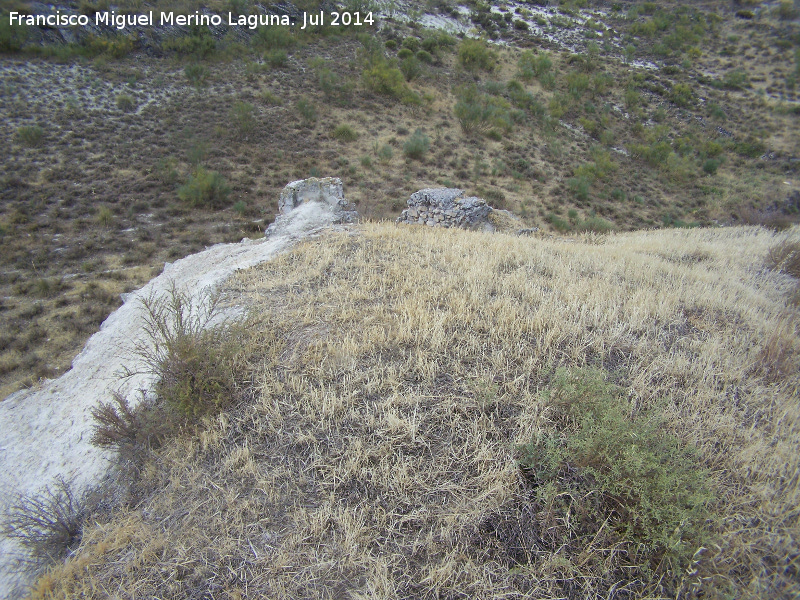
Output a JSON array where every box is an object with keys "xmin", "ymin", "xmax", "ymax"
[
  {"xmin": 23, "ymin": 222, "xmax": 800, "ymax": 600},
  {"xmin": 0, "ymin": 201, "xmax": 347, "ymax": 599}
]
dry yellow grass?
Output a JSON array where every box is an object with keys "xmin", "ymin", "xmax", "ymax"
[{"xmin": 28, "ymin": 223, "xmax": 800, "ymax": 599}]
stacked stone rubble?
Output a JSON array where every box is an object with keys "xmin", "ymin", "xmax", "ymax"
[{"xmin": 396, "ymin": 188, "xmax": 493, "ymax": 230}]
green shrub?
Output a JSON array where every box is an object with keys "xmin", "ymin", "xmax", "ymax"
[
  {"xmin": 776, "ymin": 0, "xmax": 798, "ymax": 20},
  {"xmin": 125, "ymin": 287, "xmax": 246, "ymax": 418},
  {"xmin": 333, "ymin": 123, "xmax": 359, "ymax": 142},
  {"xmin": 454, "ymin": 84, "xmax": 512, "ymax": 136},
  {"xmin": 163, "ymin": 25, "xmax": 215, "ymax": 58},
  {"xmin": 184, "ymin": 63, "xmax": 208, "ymax": 85},
  {"xmin": 733, "ymin": 136, "xmax": 766, "ymax": 158},
  {"xmin": 377, "ymin": 143, "xmax": 393, "ymax": 163},
  {"xmin": 575, "ymin": 215, "xmax": 614, "ymax": 233},
  {"xmin": 702, "ymin": 158, "xmax": 721, "ymax": 175},
  {"xmin": 458, "ymin": 38, "xmax": 496, "ymax": 72},
  {"xmin": 17, "ymin": 125, "xmax": 44, "ymax": 146},
  {"xmin": 362, "ymin": 61, "xmax": 420, "ymax": 104},
  {"xmin": 314, "ymin": 64, "xmax": 354, "ymax": 104},
  {"xmin": 96, "ymin": 205, "xmax": 114, "ymax": 228},
  {"xmin": 518, "ymin": 50, "xmax": 552, "ymax": 82},
  {"xmin": 230, "ymin": 101, "xmax": 256, "ymax": 135},
  {"xmin": 399, "ymin": 56, "xmax": 422, "ymax": 81},
  {"xmin": 538, "ymin": 71, "xmax": 556, "ymax": 90},
  {"xmin": 0, "ymin": 16, "xmax": 28, "ymax": 52},
  {"xmin": 397, "ymin": 47, "xmax": 414, "ymax": 60},
  {"xmin": 178, "ymin": 168, "xmax": 231, "ymax": 208},
  {"xmin": 252, "ymin": 25, "xmax": 294, "ymax": 50},
  {"xmin": 421, "ymin": 32, "xmax": 456, "ymax": 55},
  {"xmin": 296, "ymin": 96, "xmax": 317, "ymax": 123},
  {"xmin": 384, "ymin": 39, "xmax": 397, "ymax": 50},
  {"xmin": 518, "ymin": 367, "xmax": 713, "ymax": 570},
  {"xmin": 401, "ymin": 36, "xmax": 420, "ymax": 52},
  {"xmin": 416, "ymin": 49, "xmax": 433, "ymax": 64},
  {"xmin": 721, "ymin": 69, "xmax": 748, "ymax": 90},
  {"xmin": 116, "ymin": 93, "xmax": 136, "ymax": 112},
  {"xmin": 546, "ymin": 213, "xmax": 571, "ymax": 232},
  {"xmin": 568, "ymin": 176, "xmax": 591, "ymax": 201},
  {"xmin": 265, "ymin": 49, "xmax": 288, "ymax": 67},
  {"xmin": 566, "ymin": 70, "xmax": 590, "ymax": 99},
  {"xmin": 403, "ymin": 129, "xmax": 430, "ymax": 160}
]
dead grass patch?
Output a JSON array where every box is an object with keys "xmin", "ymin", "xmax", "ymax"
[{"xmin": 32, "ymin": 223, "xmax": 800, "ymax": 599}]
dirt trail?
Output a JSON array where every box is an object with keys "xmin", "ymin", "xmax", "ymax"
[{"xmin": 0, "ymin": 201, "xmax": 343, "ymax": 598}]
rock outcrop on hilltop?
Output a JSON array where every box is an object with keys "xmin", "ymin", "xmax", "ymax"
[
  {"xmin": 396, "ymin": 187, "xmax": 525, "ymax": 233},
  {"xmin": 266, "ymin": 177, "xmax": 359, "ymax": 237}
]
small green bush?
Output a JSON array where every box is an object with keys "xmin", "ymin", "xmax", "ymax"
[
  {"xmin": 518, "ymin": 50, "xmax": 552, "ymax": 82},
  {"xmin": 384, "ymin": 39, "xmax": 397, "ymax": 50},
  {"xmin": 702, "ymin": 158, "xmax": 721, "ymax": 175},
  {"xmin": 377, "ymin": 143, "xmax": 393, "ymax": 163},
  {"xmin": 17, "ymin": 125, "xmax": 44, "ymax": 146},
  {"xmin": 399, "ymin": 56, "xmax": 421, "ymax": 81},
  {"xmin": 230, "ymin": 101, "xmax": 256, "ymax": 136},
  {"xmin": 566, "ymin": 71, "xmax": 590, "ymax": 100},
  {"xmin": 416, "ymin": 49, "xmax": 433, "ymax": 64},
  {"xmin": 362, "ymin": 61, "xmax": 420, "ymax": 104},
  {"xmin": 333, "ymin": 123, "xmax": 359, "ymax": 142},
  {"xmin": 178, "ymin": 168, "xmax": 231, "ymax": 208},
  {"xmin": 454, "ymin": 84, "xmax": 512, "ymax": 136},
  {"xmin": 184, "ymin": 63, "xmax": 208, "ymax": 86},
  {"xmin": 124, "ymin": 287, "xmax": 246, "ymax": 418},
  {"xmin": 457, "ymin": 38, "xmax": 496, "ymax": 72},
  {"xmin": 518, "ymin": 367, "xmax": 713, "ymax": 571},
  {"xmin": 116, "ymin": 94, "xmax": 136, "ymax": 112},
  {"xmin": 252, "ymin": 25, "xmax": 294, "ymax": 50},
  {"xmin": 265, "ymin": 49, "xmax": 288, "ymax": 68},
  {"xmin": 163, "ymin": 25, "xmax": 215, "ymax": 58},
  {"xmin": 575, "ymin": 214, "xmax": 614, "ymax": 233},
  {"xmin": 403, "ymin": 129, "xmax": 430, "ymax": 160},
  {"xmin": 0, "ymin": 16, "xmax": 28, "ymax": 52},
  {"xmin": 401, "ymin": 37, "xmax": 420, "ymax": 52},
  {"xmin": 397, "ymin": 47, "xmax": 414, "ymax": 60},
  {"xmin": 296, "ymin": 96, "xmax": 317, "ymax": 123},
  {"xmin": 546, "ymin": 213, "xmax": 571, "ymax": 232}
]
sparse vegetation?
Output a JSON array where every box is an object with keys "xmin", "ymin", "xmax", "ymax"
[
  {"xmin": 30, "ymin": 224, "xmax": 800, "ymax": 599},
  {"xmin": 402, "ymin": 128, "xmax": 430, "ymax": 160},
  {"xmin": 177, "ymin": 168, "xmax": 231, "ymax": 208}
]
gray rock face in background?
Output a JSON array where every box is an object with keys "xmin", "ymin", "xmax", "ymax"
[
  {"xmin": 397, "ymin": 188, "xmax": 494, "ymax": 231},
  {"xmin": 267, "ymin": 177, "xmax": 358, "ymax": 236}
]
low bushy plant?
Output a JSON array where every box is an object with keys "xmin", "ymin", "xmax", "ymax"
[
  {"xmin": 457, "ymin": 38, "xmax": 496, "ymax": 72},
  {"xmin": 362, "ymin": 61, "xmax": 421, "ymax": 104},
  {"xmin": 178, "ymin": 168, "xmax": 231, "ymax": 208},
  {"xmin": 403, "ymin": 129, "xmax": 430, "ymax": 160},
  {"xmin": 518, "ymin": 367, "xmax": 714, "ymax": 572},
  {"xmin": 1, "ymin": 477, "xmax": 86, "ymax": 567},
  {"xmin": 333, "ymin": 123, "xmax": 359, "ymax": 142},
  {"xmin": 518, "ymin": 50, "xmax": 552, "ymax": 82},
  {"xmin": 454, "ymin": 84, "xmax": 512, "ymax": 136},
  {"xmin": 122, "ymin": 286, "xmax": 247, "ymax": 418},
  {"xmin": 116, "ymin": 93, "xmax": 136, "ymax": 112},
  {"xmin": 184, "ymin": 63, "xmax": 208, "ymax": 86},
  {"xmin": 230, "ymin": 101, "xmax": 256, "ymax": 136},
  {"xmin": 17, "ymin": 124, "xmax": 44, "ymax": 146},
  {"xmin": 296, "ymin": 96, "xmax": 317, "ymax": 123}
]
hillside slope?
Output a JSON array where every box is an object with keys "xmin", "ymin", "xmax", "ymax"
[{"xmin": 25, "ymin": 222, "xmax": 800, "ymax": 600}]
